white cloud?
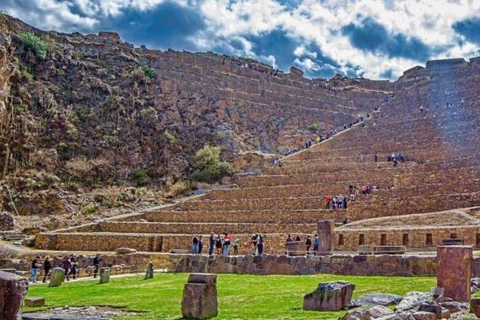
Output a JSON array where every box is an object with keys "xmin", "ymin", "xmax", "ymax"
[{"xmin": 2, "ymin": 0, "xmax": 480, "ymax": 79}]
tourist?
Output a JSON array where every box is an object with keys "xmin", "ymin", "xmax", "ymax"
[
  {"xmin": 313, "ymin": 234, "xmax": 319, "ymax": 255},
  {"xmin": 251, "ymin": 234, "xmax": 258, "ymax": 255},
  {"xmin": 209, "ymin": 232, "xmax": 215, "ymax": 256},
  {"xmin": 343, "ymin": 196, "xmax": 348, "ymax": 209},
  {"xmin": 192, "ymin": 235, "xmax": 199, "ymax": 254},
  {"xmin": 61, "ymin": 256, "xmax": 72, "ymax": 281},
  {"xmin": 68, "ymin": 254, "xmax": 78, "ymax": 280},
  {"xmin": 42, "ymin": 256, "xmax": 51, "ymax": 283},
  {"xmin": 233, "ymin": 237, "xmax": 239, "ymax": 255},
  {"xmin": 337, "ymin": 194, "xmax": 344, "ymax": 209},
  {"xmin": 198, "ymin": 236, "xmax": 204, "ymax": 255},
  {"xmin": 305, "ymin": 236, "xmax": 312, "ymax": 255},
  {"xmin": 324, "ymin": 195, "xmax": 332, "ymax": 209},
  {"xmin": 223, "ymin": 233, "xmax": 231, "ymax": 256},
  {"xmin": 343, "ymin": 218, "xmax": 348, "ymax": 225},
  {"xmin": 215, "ymin": 234, "xmax": 223, "ymax": 255},
  {"xmin": 295, "ymin": 235, "xmax": 301, "ymax": 241},
  {"xmin": 374, "ymin": 154, "xmax": 378, "ymax": 163},
  {"xmin": 93, "ymin": 254, "xmax": 102, "ymax": 278},
  {"xmin": 286, "ymin": 234, "xmax": 293, "ymax": 242},
  {"xmin": 28, "ymin": 256, "xmax": 42, "ymax": 283},
  {"xmin": 257, "ymin": 234, "xmax": 264, "ymax": 255}
]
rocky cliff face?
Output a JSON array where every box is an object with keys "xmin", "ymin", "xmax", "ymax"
[{"xmin": 0, "ymin": 14, "xmax": 391, "ymax": 227}]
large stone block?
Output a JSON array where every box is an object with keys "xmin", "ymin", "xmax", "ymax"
[
  {"xmin": 437, "ymin": 245, "xmax": 472, "ymax": 302},
  {"xmin": 24, "ymin": 297, "xmax": 45, "ymax": 307},
  {"xmin": 285, "ymin": 241, "xmax": 303, "ymax": 256},
  {"xmin": 99, "ymin": 268, "xmax": 110, "ymax": 284},
  {"xmin": 182, "ymin": 273, "xmax": 218, "ymax": 319},
  {"xmin": 0, "ymin": 270, "xmax": 29, "ymax": 320},
  {"xmin": 303, "ymin": 281, "xmax": 355, "ymax": 311},
  {"xmin": 48, "ymin": 268, "xmax": 65, "ymax": 287},
  {"xmin": 144, "ymin": 262, "xmax": 154, "ymax": 280},
  {"xmin": 317, "ymin": 220, "xmax": 335, "ymax": 255}
]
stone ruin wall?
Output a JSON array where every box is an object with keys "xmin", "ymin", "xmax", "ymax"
[{"xmin": 336, "ymin": 226, "xmax": 480, "ymax": 251}]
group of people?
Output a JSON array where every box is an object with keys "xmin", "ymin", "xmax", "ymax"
[
  {"xmin": 192, "ymin": 233, "xmax": 264, "ymax": 256},
  {"xmin": 28, "ymin": 253, "xmax": 102, "ymax": 283},
  {"xmin": 285, "ymin": 234, "xmax": 319, "ymax": 255},
  {"xmin": 191, "ymin": 233, "xmax": 239, "ymax": 256},
  {"xmin": 388, "ymin": 153, "xmax": 406, "ymax": 167},
  {"xmin": 324, "ymin": 194, "xmax": 348, "ymax": 210}
]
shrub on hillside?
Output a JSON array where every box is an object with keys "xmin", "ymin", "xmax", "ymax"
[
  {"xmin": 19, "ymin": 32, "xmax": 47, "ymax": 60},
  {"xmin": 308, "ymin": 122, "xmax": 319, "ymax": 132},
  {"xmin": 191, "ymin": 145, "xmax": 234, "ymax": 183},
  {"xmin": 132, "ymin": 169, "xmax": 151, "ymax": 186},
  {"xmin": 166, "ymin": 180, "xmax": 194, "ymax": 197}
]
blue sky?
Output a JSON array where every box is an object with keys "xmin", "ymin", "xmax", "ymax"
[{"xmin": 2, "ymin": 0, "xmax": 480, "ymax": 80}]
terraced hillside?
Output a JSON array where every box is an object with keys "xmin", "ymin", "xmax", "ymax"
[{"xmin": 35, "ymin": 56, "xmax": 480, "ymax": 254}]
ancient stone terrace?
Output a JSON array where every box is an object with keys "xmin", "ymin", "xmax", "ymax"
[{"xmin": 35, "ymin": 57, "xmax": 480, "ymax": 254}]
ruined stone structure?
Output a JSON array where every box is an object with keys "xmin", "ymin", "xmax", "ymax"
[
  {"xmin": 35, "ymin": 55, "xmax": 480, "ymax": 254},
  {"xmin": 1, "ymin": 14, "xmax": 479, "ymax": 255}
]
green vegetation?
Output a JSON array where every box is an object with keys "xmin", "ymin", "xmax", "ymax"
[
  {"xmin": 19, "ymin": 32, "xmax": 47, "ymax": 60},
  {"xmin": 167, "ymin": 180, "xmax": 193, "ymax": 197},
  {"xmin": 26, "ymin": 273, "xmax": 436, "ymax": 320},
  {"xmin": 161, "ymin": 129, "xmax": 178, "ymax": 145},
  {"xmin": 132, "ymin": 66, "xmax": 156, "ymax": 83},
  {"xmin": 132, "ymin": 169, "xmax": 151, "ymax": 186},
  {"xmin": 308, "ymin": 122, "xmax": 319, "ymax": 132},
  {"xmin": 191, "ymin": 145, "xmax": 234, "ymax": 183},
  {"xmin": 81, "ymin": 202, "xmax": 98, "ymax": 215},
  {"xmin": 140, "ymin": 66, "xmax": 156, "ymax": 79}
]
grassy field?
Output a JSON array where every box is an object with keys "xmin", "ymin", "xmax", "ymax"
[{"xmin": 26, "ymin": 273, "xmax": 436, "ymax": 320}]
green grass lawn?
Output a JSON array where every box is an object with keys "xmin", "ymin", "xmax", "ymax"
[{"xmin": 26, "ymin": 273, "xmax": 436, "ymax": 320}]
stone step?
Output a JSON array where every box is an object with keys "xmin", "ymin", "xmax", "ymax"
[
  {"xmin": 124, "ymin": 209, "xmax": 346, "ymax": 224},
  {"xmin": 35, "ymin": 232, "xmax": 300, "ymax": 254},
  {"xmin": 76, "ymin": 221, "xmax": 317, "ymax": 235}
]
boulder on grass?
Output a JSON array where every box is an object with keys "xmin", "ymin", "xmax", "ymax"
[
  {"xmin": 347, "ymin": 293, "xmax": 403, "ymax": 309},
  {"xmin": 48, "ymin": 268, "xmax": 65, "ymax": 287},
  {"xmin": 0, "ymin": 270, "xmax": 29, "ymax": 320},
  {"xmin": 144, "ymin": 262, "xmax": 154, "ymax": 280},
  {"xmin": 99, "ymin": 267, "xmax": 110, "ymax": 284},
  {"xmin": 303, "ymin": 281, "xmax": 355, "ymax": 311},
  {"xmin": 181, "ymin": 273, "xmax": 218, "ymax": 319},
  {"xmin": 394, "ymin": 292, "xmax": 433, "ymax": 313},
  {"xmin": 341, "ymin": 305, "xmax": 393, "ymax": 320}
]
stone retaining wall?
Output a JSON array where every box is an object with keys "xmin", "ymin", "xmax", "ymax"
[{"xmin": 336, "ymin": 225, "xmax": 480, "ymax": 251}]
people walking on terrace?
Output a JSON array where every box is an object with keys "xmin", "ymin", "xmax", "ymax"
[
  {"xmin": 69, "ymin": 254, "xmax": 78, "ymax": 280},
  {"xmin": 257, "ymin": 234, "xmax": 264, "ymax": 255},
  {"xmin": 42, "ymin": 256, "xmax": 51, "ymax": 283},
  {"xmin": 216, "ymin": 234, "xmax": 223, "ymax": 255},
  {"xmin": 251, "ymin": 234, "xmax": 258, "ymax": 255},
  {"xmin": 324, "ymin": 195, "xmax": 332, "ymax": 209},
  {"xmin": 233, "ymin": 236, "xmax": 239, "ymax": 255},
  {"xmin": 374, "ymin": 154, "xmax": 378, "ymax": 163},
  {"xmin": 305, "ymin": 236, "xmax": 312, "ymax": 255},
  {"xmin": 313, "ymin": 234, "xmax": 319, "ymax": 255},
  {"xmin": 223, "ymin": 233, "xmax": 231, "ymax": 256},
  {"xmin": 209, "ymin": 232, "xmax": 215, "ymax": 256},
  {"xmin": 198, "ymin": 236, "xmax": 204, "ymax": 255},
  {"xmin": 295, "ymin": 235, "xmax": 301, "ymax": 241},
  {"xmin": 28, "ymin": 256, "xmax": 42, "ymax": 283},
  {"xmin": 192, "ymin": 235, "xmax": 199, "ymax": 254},
  {"xmin": 93, "ymin": 254, "xmax": 102, "ymax": 278},
  {"xmin": 61, "ymin": 256, "xmax": 72, "ymax": 281},
  {"xmin": 286, "ymin": 234, "xmax": 293, "ymax": 242}
]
